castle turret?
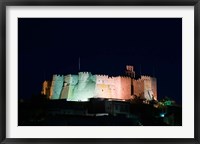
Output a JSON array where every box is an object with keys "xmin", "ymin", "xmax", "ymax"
[
  {"xmin": 125, "ymin": 65, "xmax": 135, "ymax": 78},
  {"xmin": 125, "ymin": 65, "xmax": 135, "ymax": 96}
]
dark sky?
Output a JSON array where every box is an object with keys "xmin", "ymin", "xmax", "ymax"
[{"xmin": 18, "ymin": 18, "xmax": 182, "ymax": 104}]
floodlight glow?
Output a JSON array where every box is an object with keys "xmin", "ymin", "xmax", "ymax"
[{"xmin": 160, "ymin": 113, "xmax": 165, "ymax": 117}]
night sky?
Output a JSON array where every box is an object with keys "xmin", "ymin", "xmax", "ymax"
[{"xmin": 18, "ymin": 18, "xmax": 182, "ymax": 104}]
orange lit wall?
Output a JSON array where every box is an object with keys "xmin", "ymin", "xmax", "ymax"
[
  {"xmin": 41, "ymin": 80, "xmax": 51, "ymax": 99},
  {"xmin": 94, "ymin": 76, "xmax": 132, "ymax": 100},
  {"xmin": 121, "ymin": 77, "xmax": 132, "ymax": 99},
  {"xmin": 133, "ymin": 76, "xmax": 157, "ymax": 100},
  {"xmin": 133, "ymin": 79, "xmax": 144, "ymax": 97},
  {"xmin": 151, "ymin": 77, "xmax": 157, "ymax": 100},
  {"xmin": 95, "ymin": 75, "xmax": 113, "ymax": 99}
]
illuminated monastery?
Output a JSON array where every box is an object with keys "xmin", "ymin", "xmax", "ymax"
[{"xmin": 41, "ymin": 66, "xmax": 157, "ymax": 101}]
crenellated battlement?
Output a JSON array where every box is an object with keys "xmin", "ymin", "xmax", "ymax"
[
  {"xmin": 78, "ymin": 72, "xmax": 91, "ymax": 82},
  {"xmin": 95, "ymin": 74, "xmax": 109, "ymax": 78},
  {"xmin": 133, "ymin": 75, "xmax": 153, "ymax": 82},
  {"xmin": 52, "ymin": 74, "xmax": 64, "ymax": 81},
  {"xmin": 141, "ymin": 75, "xmax": 151, "ymax": 80},
  {"xmin": 78, "ymin": 72, "xmax": 91, "ymax": 75}
]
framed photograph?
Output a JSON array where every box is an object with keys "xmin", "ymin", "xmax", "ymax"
[{"xmin": 0, "ymin": 0, "xmax": 199, "ymax": 143}]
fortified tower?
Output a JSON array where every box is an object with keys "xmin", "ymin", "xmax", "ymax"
[
  {"xmin": 125, "ymin": 65, "xmax": 135, "ymax": 96},
  {"xmin": 50, "ymin": 74, "xmax": 64, "ymax": 99},
  {"xmin": 125, "ymin": 65, "xmax": 135, "ymax": 78},
  {"xmin": 41, "ymin": 80, "xmax": 51, "ymax": 98},
  {"xmin": 133, "ymin": 75, "xmax": 157, "ymax": 100}
]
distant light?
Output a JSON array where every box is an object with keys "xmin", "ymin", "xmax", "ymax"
[
  {"xmin": 96, "ymin": 113, "xmax": 109, "ymax": 116},
  {"xmin": 160, "ymin": 113, "xmax": 165, "ymax": 117}
]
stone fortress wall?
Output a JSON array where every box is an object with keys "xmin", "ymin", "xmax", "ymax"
[{"xmin": 41, "ymin": 66, "xmax": 157, "ymax": 101}]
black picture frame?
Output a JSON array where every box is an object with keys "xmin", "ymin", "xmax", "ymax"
[{"xmin": 0, "ymin": 0, "xmax": 199, "ymax": 143}]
